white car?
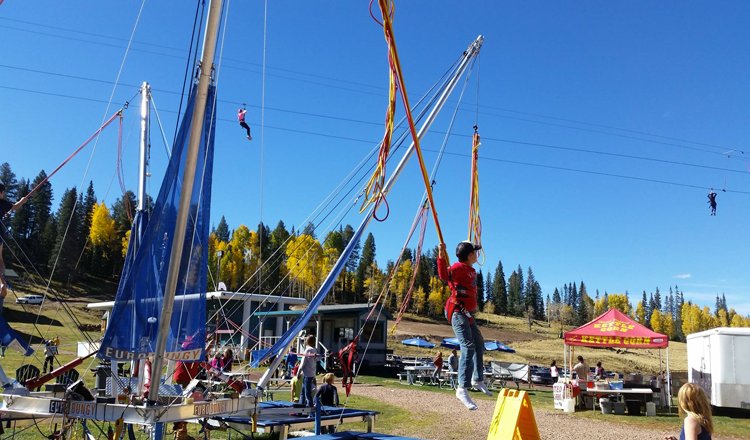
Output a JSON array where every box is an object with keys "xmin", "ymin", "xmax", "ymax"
[{"xmin": 16, "ymin": 295, "xmax": 44, "ymax": 305}]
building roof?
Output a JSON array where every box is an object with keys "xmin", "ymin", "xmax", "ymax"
[
  {"xmin": 87, "ymin": 291, "xmax": 307, "ymax": 311},
  {"xmin": 255, "ymin": 303, "xmax": 391, "ymax": 319}
]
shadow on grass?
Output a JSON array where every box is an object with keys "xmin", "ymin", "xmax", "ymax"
[{"xmin": 4, "ymin": 308, "xmax": 63, "ymax": 326}]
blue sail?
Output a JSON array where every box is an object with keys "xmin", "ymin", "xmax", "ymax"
[
  {"xmin": 0, "ymin": 314, "xmax": 33, "ymax": 356},
  {"xmin": 99, "ymin": 84, "xmax": 215, "ymax": 362},
  {"xmin": 252, "ymin": 213, "xmax": 370, "ymax": 367}
]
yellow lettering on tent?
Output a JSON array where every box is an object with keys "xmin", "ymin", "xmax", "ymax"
[{"xmin": 487, "ymin": 388, "xmax": 540, "ymax": 440}]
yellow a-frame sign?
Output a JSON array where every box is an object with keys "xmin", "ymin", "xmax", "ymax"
[{"xmin": 487, "ymin": 388, "xmax": 541, "ymax": 440}]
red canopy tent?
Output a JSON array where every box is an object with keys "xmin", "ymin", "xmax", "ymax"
[
  {"xmin": 564, "ymin": 308, "xmax": 669, "ymax": 349},
  {"xmin": 563, "ymin": 308, "xmax": 671, "ymax": 407}
]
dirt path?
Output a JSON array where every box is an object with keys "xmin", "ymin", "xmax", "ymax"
[{"xmin": 352, "ymin": 384, "xmax": 740, "ymax": 440}]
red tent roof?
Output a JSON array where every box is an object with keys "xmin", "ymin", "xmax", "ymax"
[{"xmin": 564, "ymin": 308, "xmax": 669, "ymax": 349}]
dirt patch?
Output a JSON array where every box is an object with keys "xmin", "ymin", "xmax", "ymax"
[{"xmin": 352, "ymin": 384, "xmax": 742, "ymax": 440}]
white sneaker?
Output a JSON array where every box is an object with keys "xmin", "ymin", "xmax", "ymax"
[
  {"xmin": 472, "ymin": 381, "xmax": 493, "ymax": 396},
  {"xmin": 455, "ymin": 387, "xmax": 477, "ymax": 410}
]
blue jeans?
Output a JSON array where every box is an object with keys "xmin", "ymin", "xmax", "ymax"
[
  {"xmin": 451, "ymin": 311, "xmax": 485, "ymax": 389},
  {"xmin": 300, "ymin": 376, "xmax": 316, "ymax": 407}
]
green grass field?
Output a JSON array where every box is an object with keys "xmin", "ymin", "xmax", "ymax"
[{"xmin": 2, "ymin": 280, "xmax": 748, "ymax": 439}]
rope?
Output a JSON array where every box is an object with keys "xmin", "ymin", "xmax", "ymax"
[
  {"xmin": 149, "ymin": 93, "xmax": 173, "ymax": 157},
  {"xmin": 173, "ymin": 0, "xmax": 206, "ymax": 145},
  {"xmin": 258, "ymin": 0, "xmax": 268, "ymax": 293},
  {"xmin": 373, "ymin": 0, "xmax": 445, "ymax": 245},
  {"xmin": 359, "ymin": 17, "xmax": 398, "ymax": 218},
  {"xmin": 391, "ymin": 202, "xmax": 429, "ymax": 332},
  {"xmin": 468, "ymin": 126, "xmax": 483, "ymax": 263},
  {"xmin": 18, "ymin": 110, "xmax": 122, "ymax": 205}
]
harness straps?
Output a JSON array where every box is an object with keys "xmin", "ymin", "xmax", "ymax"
[
  {"xmin": 338, "ymin": 336, "xmax": 359, "ymax": 396},
  {"xmin": 468, "ymin": 126, "xmax": 483, "ymax": 263}
]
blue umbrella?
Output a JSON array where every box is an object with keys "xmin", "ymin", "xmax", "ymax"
[
  {"xmin": 440, "ymin": 337, "xmax": 460, "ymax": 350},
  {"xmin": 401, "ymin": 337, "xmax": 436, "ymax": 349},
  {"xmin": 484, "ymin": 340, "xmax": 515, "ymax": 353}
]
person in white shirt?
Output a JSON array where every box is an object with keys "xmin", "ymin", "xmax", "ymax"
[
  {"xmin": 298, "ymin": 335, "xmax": 318, "ymax": 407},
  {"xmin": 550, "ymin": 360, "xmax": 559, "ymax": 381}
]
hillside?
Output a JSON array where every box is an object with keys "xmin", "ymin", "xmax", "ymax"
[
  {"xmin": 389, "ymin": 312, "xmax": 686, "ymax": 374},
  {"xmin": 2, "ymin": 278, "xmax": 685, "ymax": 377}
]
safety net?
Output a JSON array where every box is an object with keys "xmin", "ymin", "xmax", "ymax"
[{"xmin": 99, "ymin": 85, "xmax": 215, "ymax": 361}]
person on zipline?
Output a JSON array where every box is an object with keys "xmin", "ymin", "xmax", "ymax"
[
  {"xmin": 0, "ymin": 183, "xmax": 26, "ymax": 315},
  {"xmin": 437, "ymin": 240, "xmax": 492, "ymax": 410},
  {"xmin": 707, "ymin": 190, "xmax": 717, "ymax": 216},
  {"xmin": 237, "ymin": 107, "xmax": 252, "ymax": 140}
]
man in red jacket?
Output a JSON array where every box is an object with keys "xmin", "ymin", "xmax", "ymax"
[{"xmin": 438, "ymin": 241, "xmax": 491, "ymax": 410}]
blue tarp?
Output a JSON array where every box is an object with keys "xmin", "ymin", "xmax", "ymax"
[
  {"xmin": 0, "ymin": 314, "xmax": 33, "ymax": 356},
  {"xmin": 440, "ymin": 337, "xmax": 515, "ymax": 353},
  {"xmin": 401, "ymin": 337, "xmax": 435, "ymax": 349},
  {"xmin": 484, "ymin": 340, "xmax": 515, "ymax": 353},
  {"xmin": 99, "ymin": 85, "xmax": 215, "ymax": 361}
]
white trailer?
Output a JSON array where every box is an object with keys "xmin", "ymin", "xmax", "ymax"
[{"xmin": 686, "ymin": 327, "xmax": 750, "ymax": 409}]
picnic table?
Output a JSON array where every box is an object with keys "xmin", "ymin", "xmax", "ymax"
[{"xmin": 402, "ymin": 365, "xmax": 434, "ymax": 385}]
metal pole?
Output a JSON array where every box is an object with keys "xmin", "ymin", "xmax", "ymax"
[
  {"xmin": 257, "ymin": 35, "xmax": 484, "ymax": 391},
  {"xmin": 148, "ymin": 0, "xmax": 224, "ymax": 403},
  {"xmin": 138, "ymin": 82, "xmax": 151, "ymax": 212}
]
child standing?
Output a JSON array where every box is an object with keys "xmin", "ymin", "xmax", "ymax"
[
  {"xmin": 298, "ymin": 335, "xmax": 318, "ymax": 407},
  {"xmin": 316, "ymin": 373, "xmax": 340, "ymax": 433}
]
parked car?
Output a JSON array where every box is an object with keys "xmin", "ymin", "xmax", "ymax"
[
  {"xmin": 16, "ymin": 295, "xmax": 44, "ymax": 305},
  {"xmin": 530, "ymin": 366, "xmax": 555, "ymax": 385}
]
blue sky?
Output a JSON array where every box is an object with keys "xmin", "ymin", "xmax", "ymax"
[{"xmin": 1, "ymin": 1, "xmax": 749, "ymax": 315}]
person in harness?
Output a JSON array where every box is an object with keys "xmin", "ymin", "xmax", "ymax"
[
  {"xmin": 437, "ymin": 240, "xmax": 492, "ymax": 410},
  {"xmin": 707, "ymin": 190, "xmax": 717, "ymax": 216},
  {"xmin": 237, "ymin": 106, "xmax": 252, "ymax": 140}
]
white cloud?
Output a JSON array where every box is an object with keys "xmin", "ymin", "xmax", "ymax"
[{"xmin": 673, "ymin": 273, "xmax": 691, "ymax": 279}]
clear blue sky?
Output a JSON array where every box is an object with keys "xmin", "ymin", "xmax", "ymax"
[{"xmin": 2, "ymin": 1, "xmax": 749, "ymax": 315}]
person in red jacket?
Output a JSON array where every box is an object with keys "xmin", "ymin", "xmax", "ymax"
[{"xmin": 437, "ymin": 241, "xmax": 491, "ymax": 410}]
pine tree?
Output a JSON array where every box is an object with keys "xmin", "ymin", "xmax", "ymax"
[
  {"xmin": 507, "ymin": 272, "xmax": 518, "ymax": 315},
  {"xmin": 301, "ymin": 221, "xmax": 316, "ymax": 239},
  {"xmin": 214, "ymin": 216, "xmax": 230, "ymax": 242},
  {"xmin": 476, "ymin": 270, "xmax": 485, "ymax": 307},
  {"xmin": 484, "ymin": 270, "xmax": 493, "ymax": 311},
  {"xmin": 355, "ymin": 233, "xmax": 376, "ymax": 300},
  {"xmin": 341, "ymin": 224, "xmax": 359, "ymax": 295},
  {"xmin": 267, "ymin": 220, "xmax": 290, "ymax": 294},
  {"xmin": 493, "ymin": 260, "xmax": 507, "ymax": 314},
  {"xmin": 10, "ymin": 179, "xmax": 31, "ymax": 246},
  {"xmin": 48, "ymin": 188, "xmax": 79, "ymax": 281},
  {"xmin": 647, "ymin": 292, "xmax": 656, "ymax": 328},
  {"xmin": 654, "ymin": 287, "xmax": 662, "ymax": 312},
  {"xmin": 0, "ymin": 163, "xmax": 18, "ymax": 199},
  {"xmin": 112, "ymin": 190, "xmax": 136, "ymax": 237},
  {"xmin": 577, "ymin": 281, "xmax": 588, "ymax": 325},
  {"xmin": 516, "ymin": 266, "xmax": 525, "ymax": 314},
  {"xmin": 674, "ymin": 286, "xmax": 685, "ymax": 341},
  {"xmin": 28, "ymin": 170, "xmax": 54, "ymax": 268}
]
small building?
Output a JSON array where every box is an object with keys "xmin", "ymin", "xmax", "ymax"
[
  {"xmin": 255, "ymin": 303, "xmax": 390, "ymax": 368},
  {"xmin": 88, "ymin": 291, "xmax": 307, "ymax": 360}
]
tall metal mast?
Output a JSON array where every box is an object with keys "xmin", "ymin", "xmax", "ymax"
[
  {"xmin": 137, "ymin": 81, "xmax": 151, "ymax": 212},
  {"xmin": 148, "ymin": 0, "xmax": 223, "ymax": 402}
]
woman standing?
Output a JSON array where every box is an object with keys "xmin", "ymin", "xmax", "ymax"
[{"xmin": 550, "ymin": 360, "xmax": 559, "ymax": 381}]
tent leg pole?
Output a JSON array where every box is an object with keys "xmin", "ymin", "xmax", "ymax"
[{"xmin": 666, "ymin": 346, "xmax": 671, "ymax": 413}]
